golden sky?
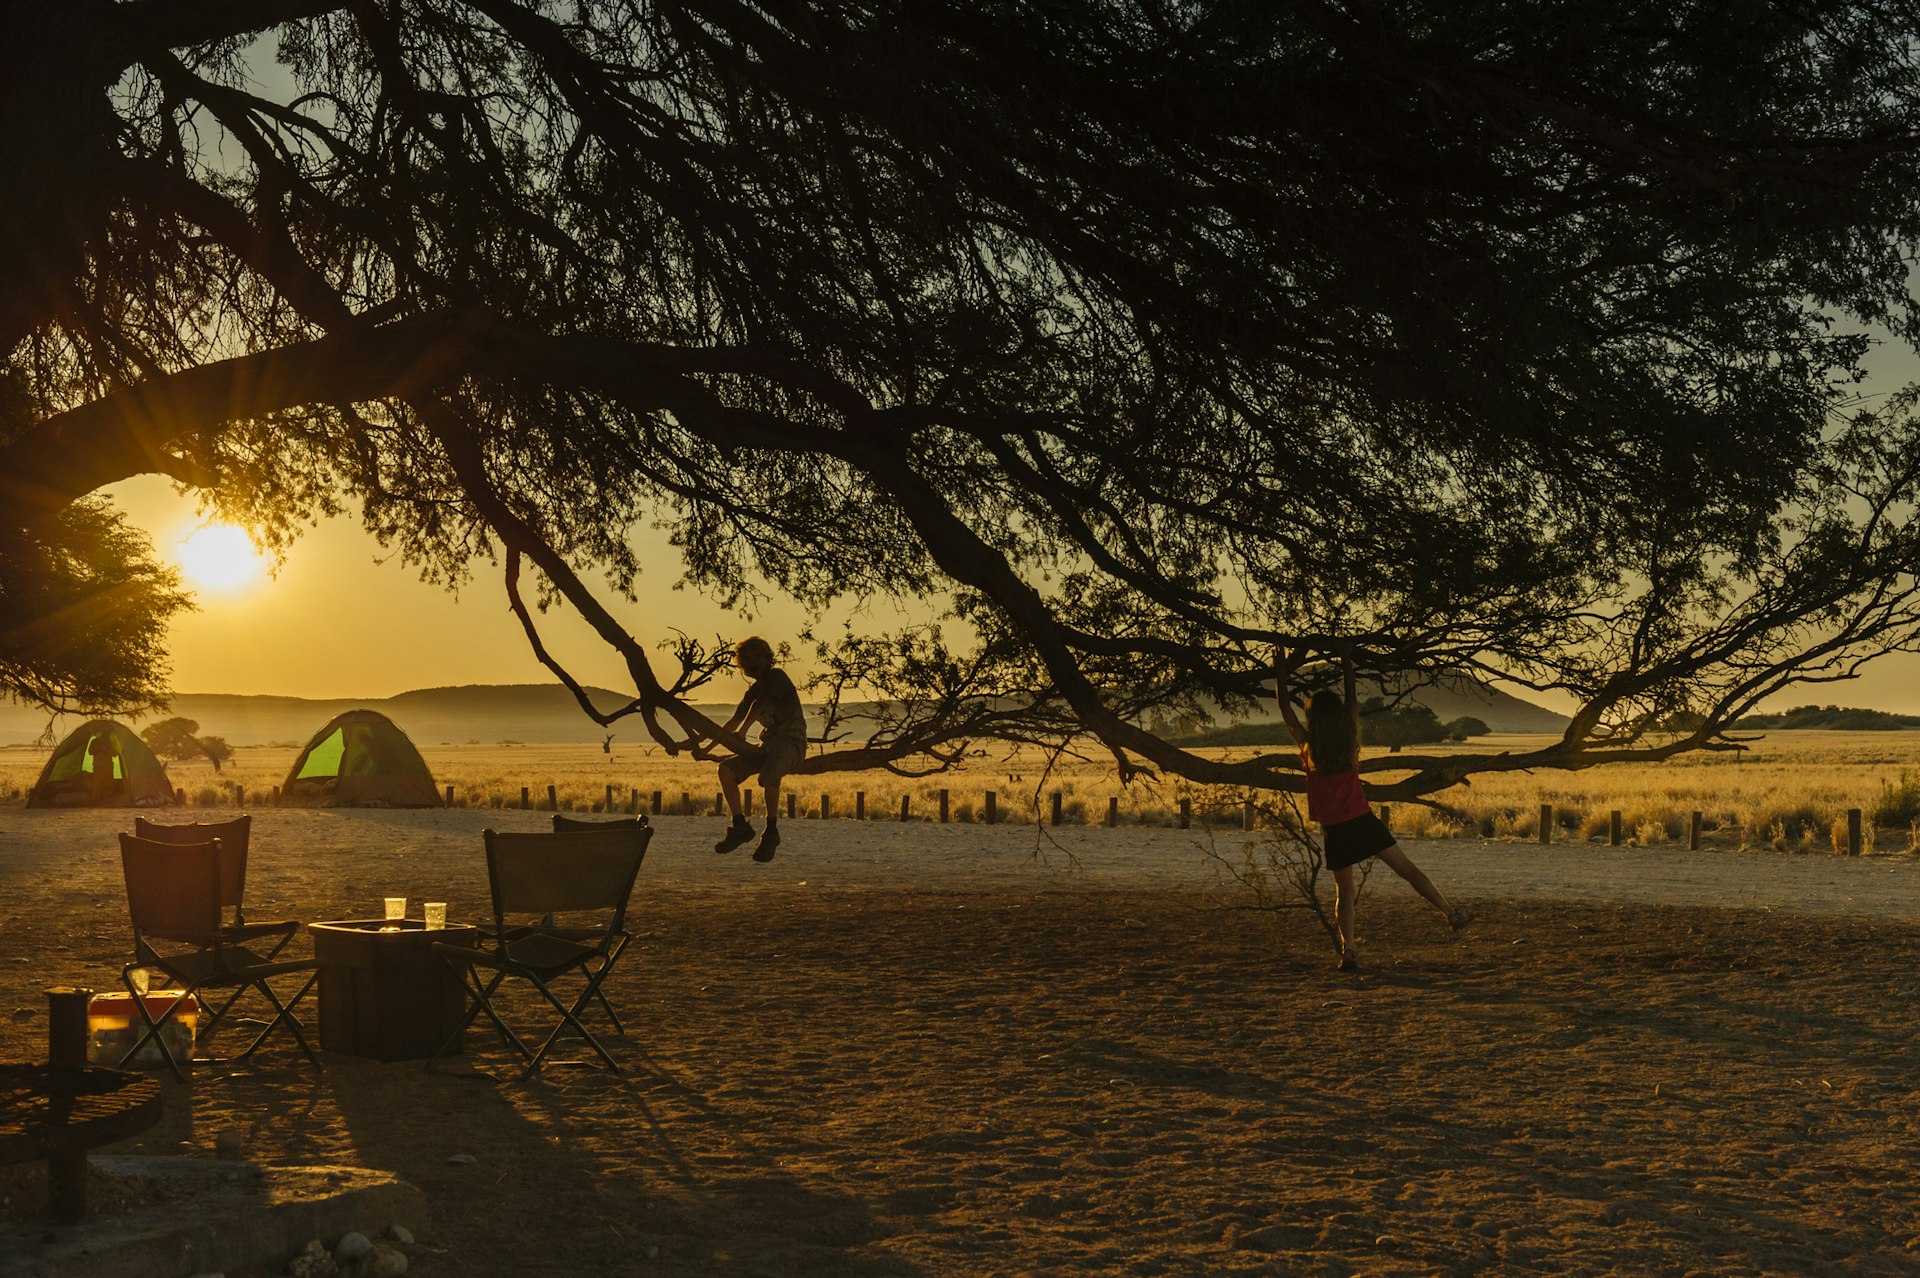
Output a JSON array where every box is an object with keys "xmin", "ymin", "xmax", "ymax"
[
  {"xmin": 107, "ymin": 474, "xmax": 821, "ymax": 700},
  {"xmin": 106, "ymin": 472, "xmax": 1920, "ymax": 715}
]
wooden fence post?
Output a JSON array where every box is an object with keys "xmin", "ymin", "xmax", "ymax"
[
  {"xmin": 521, "ymin": 785, "xmax": 530, "ymax": 810},
  {"xmin": 984, "ymin": 791, "xmax": 998, "ymax": 824},
  {"xmin": 787, "ymin": 792, "xmax": 796, "ymax": 819},
  {"xmin": 745, "ymin": 789, "xmax": 755, "ymax": 817},
  {"xmin": 1051, "ymin": 791, "xmax": 1063, "ymax": 826},
  {"xmin": 820, "ymin": 794, "xmax": 830, "ymax": 820},
  {"xmin": 856, "ymin": 791, "xmax": 866, "ymax": 820},
  {"xmin": 1848, "ymin": 808, "xmax": 1863, "ymax": 856},
  {"xmin": 1689, "ymin": 811, "xmax": 1702, "ymax": 851},
  {"xmin": 713, "ymin": 791, "xmax": 724, "ymax": 816},
  {"xmin": 680, "ymin": 790, "xmax": 691, "ymax": 815},
  {"xmin": 271, "ymin": 785, "xmax": 280, "ymax": 804},
  {"xmin": 1538, "ymin": 802, "xmax": 1553, "ymax": 845},
  {"xmin": 1609, "ymin": 810, "xmax": 1622, "ymax": 846},
  {"xmin": 939, "ymin": 788, "xmax": 950, "ymax": 823},
  {"xmin": 446, "ymin": 784, "xmax": 455, "ymax": 807},
  {"xmin": 1378, "ymin": 804, "xmax": 1391, "ymax": 831},
  {"xmin": 1107, "ymin": 797, "xmax": 1119, "ymax": 828},
  {"xmin": 604, "ymin": 784, "xmax": 614, "ymax": 812},
  {"xmin": 1179, "ymin": 797, "xmax": 1191, "ymax": 829},
  {"xmin": 900, "ymin": 794, "xmax": 911, "ymax": 821},
  {"xmin": 628, "ymin": 787, "xmax": 639, "ymax": 815},
  {"xmin": 547, "ymin": 784, "xmax": 558, "ymax": 812},
  {"xmin": 651, "ymin": 790, "xmax": 663, "ymax": 815},
  {"xmin": 1243, "ymin": 798, "xmax": 1255, "ymax": 831}
]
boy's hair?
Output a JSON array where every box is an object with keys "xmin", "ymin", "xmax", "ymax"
[
  {"xmin": 1304, "ymin": 690, "xmax": 1358, "ymax": 773},
  {"xmin": 735, "ymin": 636, "xmax": 775, "ymax": 667}
]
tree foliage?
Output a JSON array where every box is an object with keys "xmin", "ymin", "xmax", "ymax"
[
  {"xmin": 140, "ymin": 715, "xmax": 232, "ymax": 769},
  {"xmin": 1443, "ymin": 717, "xmax": 1492, "ymax": 743},
  {"xmin": 5, "ymin": 2, "xmax": 1920, "ymax": 802}
]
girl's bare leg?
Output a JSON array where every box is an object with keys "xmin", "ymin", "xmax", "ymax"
[
  {"xmin": 1333, "ymin": 865, "xmax": 1356, "ymax": 956},
  {"xmin": 1374, "ymin": 843, "xmax": 1453, "ymax": 917}
]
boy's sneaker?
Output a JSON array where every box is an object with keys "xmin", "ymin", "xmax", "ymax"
[
  {"xmin": 752, "ymin": 824, "xmax": 782, "ymax": 863},
  {"xmin": 714, "ymin": 818, "xmax": 753, "ymax": 855},
  {"xmin": 1448, "ymin": 907, "xmax": 1476, "ymax": 934}
]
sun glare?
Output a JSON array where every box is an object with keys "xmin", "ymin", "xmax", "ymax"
[{"xmin": 175, "ymin": 523, "xmax": 267, "ymax": 593}]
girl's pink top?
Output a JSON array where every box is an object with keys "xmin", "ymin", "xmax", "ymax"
[{"xmin": 1304, "ymin": 755, "xmax": 1371, "ymax": 825}]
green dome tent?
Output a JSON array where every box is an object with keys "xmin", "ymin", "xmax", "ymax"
[
  {"xmin": 28, "ymin": 720, "xmax": 178, "ymax": 808},
  {"xmin": 277, "ymin": 709, "xmax": 444, "ymax": 808}
]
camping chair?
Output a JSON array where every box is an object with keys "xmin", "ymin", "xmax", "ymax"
[
  {"xmin": 512, "ymin": 814, "xmax": 653, "ymax": 1033},
  {"xmin": 133, "ymin": 815, "xmax": 302, "ymax": 1038},
  {"xmin": 117, "ymin": 833, "xmax": 321, "ymax": 1081},
  {"xmin": 429, "ymin": 825, "xmax": 650, "ymax": 1079},
  {"xmin": 132, "ymin": 816, "xmax": 299, "ymax": 955}
]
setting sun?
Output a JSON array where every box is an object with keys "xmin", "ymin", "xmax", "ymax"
[{"xmin": 175, "ymin": 522, "xmax": 267, "ymax": 593}]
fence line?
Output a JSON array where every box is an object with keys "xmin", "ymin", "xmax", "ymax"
[{"xmin": 11, "ymin": 781, "xmax": 1905, "ymax": 855}]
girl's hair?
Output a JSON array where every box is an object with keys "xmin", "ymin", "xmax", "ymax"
[
  {"xmin": 735, "ymin": 635, "xmax": 774, "ymax": 666},
  {"xmin": 1304, "ymin": 691, "xmax": 1358, "ymax": 773}
]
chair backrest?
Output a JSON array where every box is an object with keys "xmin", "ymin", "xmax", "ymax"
[
  {"xmin": 482, "ymin": 827, "xmax": 650, "ymax": 937},
  {"xmin": 119, "ymin": 833, "xmax": 224, "ymax": 946},
  {"xmin": 134, "ymin": 815, "xmax": 251, "ymax": 913},
  {"xmin": 551, "ymin": 813, "xmax": 648, "ymax": 832}
]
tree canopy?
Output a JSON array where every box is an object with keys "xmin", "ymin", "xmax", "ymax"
[
  {"xmin": 139, "ymin": 715, "xmax": 234, "ymax": 769},
  {"xmin": 5, "ymin": 1, "xmax": 1920, "ymax": 802}
]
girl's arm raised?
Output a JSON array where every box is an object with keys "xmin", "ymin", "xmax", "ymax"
[
  {"xmin": 1276, "ymin": 648, "xmax": 1307, "ymax": 746},
  {"xmin": 1341, "ymin": 649, "xmax": 1361, "ymax": 743}
]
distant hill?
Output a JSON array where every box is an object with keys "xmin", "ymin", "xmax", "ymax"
[
  {"xmin": 0, "ymin": 685, "xmax": 734, "ymax": 749},
  {"xmin": 1732, "ymin": 705, "xmax": 1920, "ymax": 731},
  {"xmin": 1172, "ymin": 675, "xmax": 1570, "ymax": 744},
  {"xmin": 0, "ymin": 673, "xmax": 1569, "ymax": 751}
]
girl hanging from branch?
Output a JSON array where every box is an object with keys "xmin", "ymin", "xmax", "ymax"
[{"xmin": 1279, "ymin": 644, "xmax": 1474, "ymax": 972}]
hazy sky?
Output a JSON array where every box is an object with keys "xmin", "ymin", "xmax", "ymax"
[
  {"xmin": 107, "ymin": 473, "xmax": 823, "ymax": 701},
  {"xmin": 107, "ymin": 459, "xmax": 1920, "ymax": 713}
]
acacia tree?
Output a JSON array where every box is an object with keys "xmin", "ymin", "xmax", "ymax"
[
  {"xmin": 5, "ymin": 1, "xmax": 1920, "ymax": 804},
  {"xmin": 140, "ymin": 716, "xmax": 234, "ymax": 770}
]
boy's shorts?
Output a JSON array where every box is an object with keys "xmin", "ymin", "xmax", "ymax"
[{"xmin": 729, "ymin": 737, "xmax": 806, "ymax": 787}]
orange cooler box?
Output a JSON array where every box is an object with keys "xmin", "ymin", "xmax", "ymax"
[{"xmin": 87, "ymin": 991, "xmax": 203, "ymax": 1066}]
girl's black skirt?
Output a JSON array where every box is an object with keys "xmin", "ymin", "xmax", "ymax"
[{"xmin": 1322, "ymin": 811, "xmax": 1395, "ymax": 870}]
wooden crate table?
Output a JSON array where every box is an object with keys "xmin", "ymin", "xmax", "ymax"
[{"xmin": 308, "ymin": 919, "xmax": 479, "ymax": 1061}]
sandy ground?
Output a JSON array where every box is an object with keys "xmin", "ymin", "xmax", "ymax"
[{"xmin": 4, "ymin": 808, "xmax": 1920, "ymax": 1276}]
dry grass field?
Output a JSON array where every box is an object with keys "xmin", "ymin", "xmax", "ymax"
[{"xmin": 2, "ymin": 729, "xmax": 1917, "ymax": 852}]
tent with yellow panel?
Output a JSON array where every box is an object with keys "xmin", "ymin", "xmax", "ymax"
[
  {"xmin": 276, "ymin": 709, "xmax": 442, "ymax": 808},
  {"xmin": 28, "ymin": 720, "xmax": 178, "ymax": 808}
]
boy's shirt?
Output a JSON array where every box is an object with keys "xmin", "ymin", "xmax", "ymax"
[{"xmin": 741, "ymin": 668, "xmax": 807, "ymax": 746}]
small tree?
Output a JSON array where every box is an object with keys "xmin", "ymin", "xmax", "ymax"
[
  {"xmin": 1358, "ymin": 700, "xmax": 1448, "ymax": 749},
  {"xmin": 140, "ymin": 717, "xmax": 202, "ymax": 763},
  {"xmin": 197, "ymin": 735, "xmax": 233, "ymax": 773},
  {"xmin": 1444, "ymin": 716, "xmax": 1492, "ymax": 742},
  {"xmin": 140, "ymin": 717, "xmax": 232, "ymax": 770}
]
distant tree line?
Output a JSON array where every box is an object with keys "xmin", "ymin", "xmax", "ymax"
[
  {"xmin": 1173, "ymin": 704, "xmax": 1491, "ymax": 751},
  {"xmin": 1732, "ymin": 706, "xmax": 1920, "ymax": 732}
]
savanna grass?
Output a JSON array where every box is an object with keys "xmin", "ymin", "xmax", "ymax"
[{"xmin": 1, "ymin": 729, "xmax": 1916, "ymax": 850}]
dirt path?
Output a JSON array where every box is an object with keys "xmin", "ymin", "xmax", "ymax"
[{"xmin": 3, "ymin": 810, "xmax": 1919, "ymax": 1276}]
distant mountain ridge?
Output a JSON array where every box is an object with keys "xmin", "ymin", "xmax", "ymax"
[
  {"xmin": 0, "ymin": 685, "xmax": 733, "ymax": 749},
  {"xmin": 1179, "ymin": 675, "xmax": 1571, "ymax": 737},
  {"xmin": 0, "ymin": 675, "xmax": 1570, "ymax": 749}
]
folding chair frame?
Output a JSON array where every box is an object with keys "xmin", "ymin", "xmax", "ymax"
[
  {"xmin": 430, "ymin": 825, "xmax": 650, "ymax": 1080},
  {"xmin": 132, "ymin": 815, "xmax": 302, "ymax": 1035},
  {"xmin": 118, "ymin": 833, "xmax": 321, "ymax": 1081}
]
